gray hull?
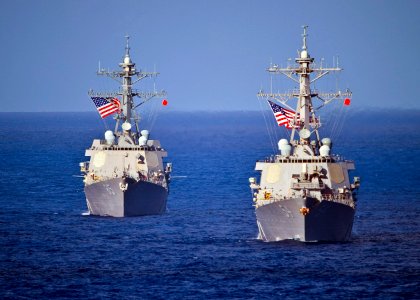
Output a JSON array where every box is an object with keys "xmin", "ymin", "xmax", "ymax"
[
  {"xmin": 85, "ymin": 178, "xmax": 167, "ymax": 217},
  {"xmin": 256, "ymin": 198, "xmax": 354, "ymax": 242}
]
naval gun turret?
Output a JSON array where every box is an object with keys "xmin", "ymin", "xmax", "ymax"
[
  {"xmin": 250, "ymin": 26, "xmax": 360, "ymax": 242},
  {"xmin": 80, "ymin": 36, "xmax": 172, "ymax": 217}
]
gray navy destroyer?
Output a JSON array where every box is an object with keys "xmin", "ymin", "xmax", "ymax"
[
  {"xmin": 80, "ymin": 37, "xmax": 172, "ymax": 217},
  {"xmin": 249, "ymin": 26, "xmax": 360, "ymax": 242}
]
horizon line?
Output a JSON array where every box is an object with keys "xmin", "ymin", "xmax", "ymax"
[{"xmin": 1, "ymin": 107, "xmax": 420, "ymax": 113}]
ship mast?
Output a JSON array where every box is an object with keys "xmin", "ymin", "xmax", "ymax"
[
  {"xmin": 295, "ymin": 25, "xmax": 313, "ymax": 136},
  {"xmin": 121, "ymin": 35, "xmax": 134, "ymax": 122},
  {"xmin": 89, "ymin": 36, "xmax": 166, "ymax": 134},
  {"xmin": 258, "ymin": 26, "xmax": 351, "ymax": 145}
]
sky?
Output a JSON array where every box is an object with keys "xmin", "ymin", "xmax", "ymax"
[{"xmin": 0, "ymin": 0, "xmax": 419, "ymax": 112}]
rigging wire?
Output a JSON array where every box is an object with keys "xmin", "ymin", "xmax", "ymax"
[
  {"xmin": 330, "ymin": 70, "xmax": 348, "ymax": 142},
  {"xmin": 135, "ymin": 74, "xmax": 162, "ymax": 134},
  {"xmin": 332, "ymin": 99, "xmax": 350, "ymax": 143},
  {"xmin": 147, "ymin": 75, "xmax": 160, "ymax": 131},
  {"xmin": 332, "ymin": 69, "xmax": 346, "ymax": 141},
  {"xmin": 272, "ymin": 73, "xmax": 291, "ymax": 143},
  {"xmin": 92, "ymin": 68, "xmax": 112, "ymax": 132},
  {"xmin": 266, "ymin": 98, "xmax": 281, "ymax": 151},
  {"xmin": 101, "ymin": 118, "xmax": 110, "ymax": 131},
  {"xmin": 269, "ymin": 74, "xmax": 281, "ymax": 144},
  {"xmin": 148, "ymin": 96, "xmax": 160, "ymax": 132},
  {"xmin": 334, "ymin": 106, "xmax": 349, "ymax": 142},
  {"xmin": 258, "ymin": 95, "xmax": 276, "ymax": 153}
]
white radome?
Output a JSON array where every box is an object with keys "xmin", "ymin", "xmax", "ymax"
[
  {"xmin": 141, "ymin": 130, "xmax": 149, "ymax": 139},
  {"xmin": 104, "ymin": 130, "xmax": 115, "ymax": 144},
  {"xmin": 139, "ymin": 136, "xmax": 148, "ymax": 146},
  {"xmin": 321, "ymin": 138, "xmax": 332, "ymax": 147},
  {"xmin": 319, "ymin": 145, "xmax": 331, "ymax": 157},
  {"xmin": 299, "ymin": 128, "xmax": 311, "ymax": 139},
  {"xmin": 278, "ymin": 139, "xmax": 289, "ymax": 150},
  {"xmin": 122, "ymin": 122, "xmax": 132, "ymax": 131},
  {"xmin": 124, "ymin": 56, "xmax": 131, "ymax": 64}
]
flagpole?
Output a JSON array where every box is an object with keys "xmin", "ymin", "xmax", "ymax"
[
  {"xmin": 89, "ymin": 36, "xmax": 166, "ymax": 136},
  {"xmin": 262, "ymin": 26, "xmax": 350, "ymax": 146}
]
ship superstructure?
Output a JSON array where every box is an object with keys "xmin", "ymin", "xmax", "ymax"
[
  {"xmin": 250, "ymin": 27, "xmax": 360, "ymax": 242},
  {"xmin": 80, "ymin": 37, "xmax": 172, "ymax": 217}
]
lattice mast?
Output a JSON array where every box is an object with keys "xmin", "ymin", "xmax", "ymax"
[
  {"xmin": 89, "ymin": 36, "xmax": 166, "ymax": 133},
  {"xmin": 259, "ymin": 26, "xmax": 351, "ymax": 144}
]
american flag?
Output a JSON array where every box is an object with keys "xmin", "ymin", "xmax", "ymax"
[
  {"xmin": 267, "ymin": 100, "xmax": 296, "ymax": 129},
  {"xmin": 91, "ymin": 97, "xmax": 120, "ymax": 118}
]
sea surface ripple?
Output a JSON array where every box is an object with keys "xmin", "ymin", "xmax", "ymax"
[{"xmin": 0, "ymin": 111, "xmax": 419, "ymax": 299}]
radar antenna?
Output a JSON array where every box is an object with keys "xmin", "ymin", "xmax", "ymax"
[
  {"xmin": 302, "ymin": 25, "xmax": 308, "ymax": 50},
  {"xmin": 258, "ymin": 26, "xmax": 352, "ymax": 144},
  {"xmin": 88, "ymin": 36, "xmax": 167, "ymax": 134}
]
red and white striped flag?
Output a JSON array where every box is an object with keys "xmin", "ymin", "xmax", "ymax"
[
  {"xmin": 267, "ymin": 100, "xmax": 296, "ymax": 129},
  {"xmin": 91, "ymin": 97, "xmax": 120, "ymax": 118}
]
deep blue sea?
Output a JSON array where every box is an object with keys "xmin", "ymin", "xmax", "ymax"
[{"xmin": 0, "ymin": 110, "xmax": 419, "ymax": 299}]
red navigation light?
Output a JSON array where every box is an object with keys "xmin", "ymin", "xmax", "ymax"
[
  {"xmin": 344, "ymin": 98, "xmax": 351, "ymax": 106},
  {"xmin": 162, "ymin": 99, "xmax": 168, "ymax": 106}
]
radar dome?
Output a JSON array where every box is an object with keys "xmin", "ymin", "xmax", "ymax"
[
  {"xmin": 278, "ymin": 139, "xmax": 292, "ymax": 156},
  {"xmin": 320, "ymin": 145, "xmax": 330, "ymax": 157},
  {"xmin": 140, "ymin": 130, "xmax": 149, "ymax": 139},
  {"xmin": 321, "ymin": 138, "xmax": 332, "ymax": 147},
  {"xmin": 139, "ymin": 136, "xmax": 147, "ymax": 146},
  {"xmin": 124, "ymin": 55, "xmax": 131, "ymax": 64},
  {"xmin": 280, "ymin": 144, "xmax": 292, "ymax": 157},
  {"xmin": 278, "ymin": 139, "xmax": 289, "ymax": 149},
  {"xmin": 300, "ymin": 50, "xmax": 308, "ymax": 58},
  {"xmin": 299, "ymin": 128, "xmax": 311, "ymax": 139},
  {"xmin": 122, "ymin": 122, "xmax": 132, "ymax": 131},
  {"xmin": 104, "ymin": 130, "xmax": 115, "ymax": 145}
]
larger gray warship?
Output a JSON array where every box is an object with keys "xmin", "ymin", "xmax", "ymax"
[
  {"xmin": 80, "ymin": 37, "xmax": 171, "ymax": 217},
  {"xmin": 249, "ymin": 26, "xmax": 360, "ymax": 242}
]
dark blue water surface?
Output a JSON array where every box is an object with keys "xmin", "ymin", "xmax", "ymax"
[{"xmin": 0, "ymin": 111, "xmax": 419, "ymax": 299}]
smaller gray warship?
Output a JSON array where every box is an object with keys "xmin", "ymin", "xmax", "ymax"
[
  {"xmin": 80, "ymin": 36, "xmax": 172, "ymax": 217},
  {"xmin": 249, "ymin": 26, "xmax": 360, "ymax": 242}
]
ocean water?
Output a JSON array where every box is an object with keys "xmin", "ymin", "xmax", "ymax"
[{"xmin": 0, "ymin": 111, "xmax": 419, "ymax": 299}]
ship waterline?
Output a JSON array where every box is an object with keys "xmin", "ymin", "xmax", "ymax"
[
  {"xmin": 256, "ymin": 198, "xmax": 354, "ymax": 242},
  {"xmin": 85, "ymin": 178, "xmax": 168, "ymax": 217},
  {"xmin": 80, "ymin": 36, "xmax": 171, "ymax": 217},
  {"xmin": 250, "ymin": 26, "xmax": 359, "ymax": 242}
]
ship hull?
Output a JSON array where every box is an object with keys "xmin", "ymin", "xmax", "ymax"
[
  {"xmin": 255, "ymin": 198, "xmax": 354, "ymax": 242},
  {"xmin": 84, "ymin": 178, "xmax": 167, "ymax": 217}
]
